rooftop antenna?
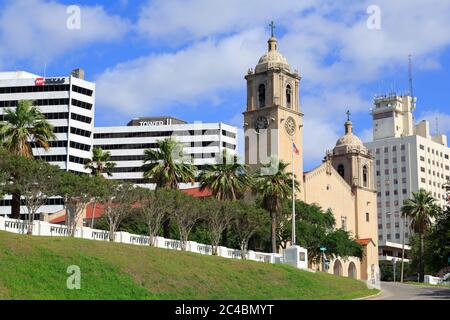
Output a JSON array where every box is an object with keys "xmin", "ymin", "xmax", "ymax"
[
  {"xmin": 435, "ymin": 117, "xmax": 440, "ymax": 136},
  {"xmin": 44, "ymin": 62, "xmax": 47, "ymax": 78},
  {"xmin": 408, "ymin": 54, "xmax": 416, "ymax": 110}
]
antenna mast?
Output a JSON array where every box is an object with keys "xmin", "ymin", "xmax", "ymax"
[{"xmin": 408, "ymin": 54, "xmax": 415, "ymax": 110}]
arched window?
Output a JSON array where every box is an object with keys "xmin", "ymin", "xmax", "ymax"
[
  {"xmin": 258, "ymin": 84, "xmax": 266, "ymax": 108},
  {"xmin": 337, "ymin": 164, "xmax": 345, "ymax": 179},
  {"xmin": 286, "ymin": 85, "xmax": 292, "ymax": 108},
  {"xmin": 363, "ymin": 165, "xmax": 368, "ymax": 187}
]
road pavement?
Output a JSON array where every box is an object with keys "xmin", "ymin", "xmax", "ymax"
[{"xmin": 367, "ymin": 281, "xmax": 450, "ymax": 300}]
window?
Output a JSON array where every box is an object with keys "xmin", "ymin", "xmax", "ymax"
[
  {"xmin": 366, "ymin": 212, "xmax": 370, "ymax": 222},
  {"xmin": 258, "ymin": 84, "xmax": 266, "ymax": 108},
  {"xmin": 363, "ymin": 165, "xmax": 368, "ymax": 187},
  {"xmin": 337, "ymin": 164, "xmax": 345, "ymax": 179},
  {"xmin": 286, "ymin": 85, "xmax": 292, "ymax": 108}
]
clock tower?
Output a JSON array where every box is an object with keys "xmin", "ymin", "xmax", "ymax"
[{"xmin": 243, "ymin": 26, "xmax": 303, "ymax": 181}]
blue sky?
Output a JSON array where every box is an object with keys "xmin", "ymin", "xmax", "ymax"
[{"xmin": 0, "ymin": 0, "xmax": 449, "ymax": 170}]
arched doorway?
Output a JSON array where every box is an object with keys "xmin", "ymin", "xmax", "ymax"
[
  {"xmin": 348, "ymin": 262, "xmax": 357, "ymax": 279},
  {"xmin": 333, "ymin": 260, "xmax": 342, "ymax": 276}
]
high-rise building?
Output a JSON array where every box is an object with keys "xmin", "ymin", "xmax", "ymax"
[
  {"xmin": 0, "ymin": 70, "xmax": 96, "ymax": 215},
  {"xmin": 93, "ymin": 117, "xmax": 237, "ymax": 187},
  {"xmin": 364, "ymin": 93, "xmax": 450, "ymax": 262},
  {"xmin": 0, "ymin": 71, "xmax": 238, "ymax": 217}
]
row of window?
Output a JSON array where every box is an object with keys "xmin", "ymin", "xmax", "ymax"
[
  {"xmin": 0, "ymin": 198, "xmax": 64, "ymax": 206},
  {"xmin": 0, "ymin": 98, "xmax": 69, "ymax": 108},
  {"xmin": 72, "ymin": 85, "xmax": 93, "ymax": 97},
  {"xmin": 0, "ymin": 84, "xmax": 93, "ymax": 97},
  {"xmin": 376, "ymin": 167, "xmax": 407, "ymax": 176},
  {"xmin": 94, "ymin": 129, "xmax": 230, "ymax": 140},
  {"xmin": 375, "ymin": 145, "xmax": 406, "ymax": 154},
  {"xmin": 35, "ymin": 155, "xmax": 66, "ymax": 162},
  {"xmin": 30, "ymin": 140, "xmax": 67, "ymax": 149},
  {"xmin": 0, "ymin": 84, "xmax": 70, "ymax": 94},
  {"xmin": 69, "ymin": 155, "xmax": 88, "ymax": 165},
  {"xmin": 95, "ymin": 141, "xmax": 234, "ymax": 151},
  {"xmin": 70, "ymin": 127, "xmax": 91, "ymax": 138},
  {"xmin": 379, "ymin": 233, "xmax": 409, "ymax": 241},
  {"xmin": 71, "ymin": 112, "xmax": 92, "ymax": 124},
  {"xmin": 72, "ymin": 98, "xmax": 93, "ymax": 111},
  {"xmin": 376, "ymin": 156, "xmax": 406, "ymax": 165},
  {"xmin": 419, "ymin": 144, "xmax": 449, "ymax": 159},
  {"xmin": 70, "ymin": 141, "xmax": 91, "ymax": 152}
]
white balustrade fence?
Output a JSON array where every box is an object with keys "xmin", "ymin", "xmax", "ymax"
[{"xmin": 0, "ymin": 216, "xmax": 308, "ymax": 269}]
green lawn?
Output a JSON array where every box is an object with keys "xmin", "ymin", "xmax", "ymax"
[{"xmin": 0, "ymin": 231, "xmax": 378, "ymax": 300}]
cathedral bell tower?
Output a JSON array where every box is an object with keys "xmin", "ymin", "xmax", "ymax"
[
  {"xmin": 331, "ymin": 112, "xmax": 377, "ymax": 241},
  {"xmin": 243, "ymin": 23, "xmax": 303, "ymax": 180}
]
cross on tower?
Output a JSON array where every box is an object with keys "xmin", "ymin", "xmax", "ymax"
[
  {"xmin": 346, "ymin": 110, "xmax": 351, "ymax": 121},
  {"xmin": 269, "ymin": 21, "xmax": 276, "ymax": 37}
]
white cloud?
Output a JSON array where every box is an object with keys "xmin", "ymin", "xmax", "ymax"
[
  {"xmin": 136, "ymin": 0, "xmax": 315, "ymax": 45},
  {"xmin": 0, "ymin": 0, "xmax": 130, "ymax": 65},
  {"xmin": 95, "ymin": 0, "xmax": 450, "ymax": 165},
  {"xmin": 96, "ymin": 29, "xmax": 265, "ymax": 116},
  {"xmin": 418, "ymin": 111, "xmax": 450, "ymax": 136}
]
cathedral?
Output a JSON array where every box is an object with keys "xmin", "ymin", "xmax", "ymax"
[{"xmin": 243, "ymin": 30, "xmax": 379, "ymax": 282}]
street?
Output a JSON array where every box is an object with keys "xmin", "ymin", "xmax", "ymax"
[{"xmin": 367, "ymin": 282, "xmax": 450, "ymax": 300}]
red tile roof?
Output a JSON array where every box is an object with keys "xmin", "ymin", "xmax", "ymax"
[
  {"xmin": 356, "ymin": 238, "xmax": 373, "ymax": 246},
  {"xmin": 49, "ymin": 187, "xmax": 212, "ymax": 224}
]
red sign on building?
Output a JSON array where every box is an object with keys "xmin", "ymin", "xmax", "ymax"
[{"xmin": 35, "ymin": 77, "xmax": 45, "ymax": 86}]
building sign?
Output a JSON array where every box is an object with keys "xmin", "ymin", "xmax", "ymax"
[
  {"xmin": 35, "ymin": 77, "xmax": 45, "ymax": 86},
  {"xmin": 35, "ymin": 77, "xmax": 66, "ymax": 86},
  {"xmin": 139, "ymin": 118, "xmax": 173, "ymax": 127}
]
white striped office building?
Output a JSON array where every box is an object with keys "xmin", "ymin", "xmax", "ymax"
[
  {"xmin": 93, "ymin": 118, "xmax": 238, "ymax": 188},
  {"xmin": 0, "ymin": 70, "xmax": 95, "ymax": 215}
]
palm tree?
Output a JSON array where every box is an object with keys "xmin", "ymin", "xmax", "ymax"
[
  {"xmin": 84, "ymin": 147, "xmax": 116, "ymax": 228},
  {"xmin": 199, "ymin": 150, "xmax": 252, "ymax": 201},
  {"xmin": 142, "ymin": 138, "xmax": 196, "ymax": 188},
  {"xmin": 0, "ymin": 100, "xmax": 55, "ymax": 218},
  {"xmin": 401, "ymin": 189, "xmax": 441, "ymax": 282},
  {"xmin": 142, "ymin": 138, "xmax": 196, "ymax": 237},
  {"xmin": 254, "ymin": 159, "xmax": 299, "ymax": 253},
  {"xmin": 84, "ymin": 147, "xmax": 116, "ymax": 177}
]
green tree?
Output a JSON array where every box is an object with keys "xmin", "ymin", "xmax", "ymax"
[
  {"xmin": 232, "ymin": 201, "xmax": 269, "ymax": 260},
  {"xmin": 84, "ymin": 147, "xmax": 116, "ymax": 177},
  {"xmin": 55, "ymin": 172, "xmax": 101, "ymax": 236},
  {"xmin": 169, "ymin": 191, "xmax": 203, "ymax": 251},
  {"xmin": 254, "ymin": 160, "xmax": 299, "ymax": 253},
  {"xmin": 0, "ymin": 155, "xmax": 59, "ymax": 234},
  {"xmin": 142, "ymin": 138, "xmax": 196, "ymax": 189},
  {"xmin": 142, "ymin": 138, "xmax": 196, "ymax": 237},
  {"xmin": 203, "ymin": 199, "xmax": 234, "ymax": 255},
  {"xmin": 135, "ymin": 188, "xmax": 174, "ymax": 246},
  {"xmin": 199, "ymin": 151, "xmax": 252, "ymax": 201},
  {"xmin": 0, "ymin": 100, "xmax": 56, "ymax": 218},
  {"xmin": 418, "ymin": 185, "xmax": 450, "ymax": 274},
  {"xmin": 101, "ymin": 181, "xmax": 138, "ymax": 241},
  {"xmin": 84, "ymin": 147, "xmax": 116, "ymax": 228},
  {"xmin": 401, "ymin": 189, "xmax": 441, "ymax": 282}
]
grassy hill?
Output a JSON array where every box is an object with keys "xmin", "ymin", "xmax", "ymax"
[{"xmin": 0, "ymin": 231, "xmax": 377, "ymax": 300}]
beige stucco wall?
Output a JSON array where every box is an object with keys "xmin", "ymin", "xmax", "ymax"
[{"xmin": 303, "ymin": 162, "xmax": 356, "ymax": 235}]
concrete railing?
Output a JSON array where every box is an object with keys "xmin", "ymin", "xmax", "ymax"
[{"xmin": 0, "ymin": 216, "xmax": 308, "ymax": 269}]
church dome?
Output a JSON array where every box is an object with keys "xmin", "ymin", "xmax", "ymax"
[
  {"xmin": 255, "ymin": 37, "xmax": 292, "ymax": 73},
  {"xmin": 335, "ymin": 118, "xmax": 366, "ymax": 150}
]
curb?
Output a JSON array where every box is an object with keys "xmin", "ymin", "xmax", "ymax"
[{"xmin": 353, "ymin": 290, "xmax": 382, "ymax": 300}]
